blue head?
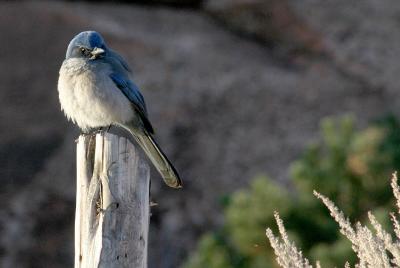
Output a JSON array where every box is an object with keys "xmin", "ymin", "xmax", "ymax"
[{"xmin": 65, "ymin": 31, "xmax": 107, "ymax": 60}]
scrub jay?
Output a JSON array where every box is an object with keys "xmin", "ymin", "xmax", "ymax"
[{"xmin": 58, "ymin": 31, "xmax": 182, "ymax": 188}]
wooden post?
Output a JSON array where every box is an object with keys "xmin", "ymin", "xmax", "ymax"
[{"xmin": 75, "ymin": 133, "xmax": 150, "ymax": 268}]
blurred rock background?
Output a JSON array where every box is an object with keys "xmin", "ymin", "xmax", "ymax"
[{"xmin": 0, "ymin": 0, "xmax": 399, "ymax": 267}]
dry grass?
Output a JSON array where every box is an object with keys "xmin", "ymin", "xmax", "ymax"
[{"xmin": 266, "ymin": 172, "xmax": 400, "ymax": 268}]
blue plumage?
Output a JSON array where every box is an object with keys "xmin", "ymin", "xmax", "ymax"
[
  {"xmin": 109, "ymin": 73, "xmax": 146, "ymax": 113},
  {"xmin": 58, "ymin": 31, "xmax": 181, "ymax": 188},
  {"xmin": 110, "ymin": 72, "xmax": 154, "ymax": 134},
  {"xmin": 66, "ymin": 31, "xmax": 104, "ymax": 59}
]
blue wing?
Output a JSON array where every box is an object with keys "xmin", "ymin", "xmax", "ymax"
[
  {"xmin": 110, "ymin": 73, "xmax": 154, "ymax": 134},
  {"xmin": 108, "ymin": 49, "xmax": 132, "ymax": 73}
]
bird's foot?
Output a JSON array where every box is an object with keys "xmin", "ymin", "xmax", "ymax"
[
  {"xmin": 89, "ymin": 126, "xmax": 109, "ymax": 135},
  {"xmin": 75, "ymin": 126, "xmax": 112, "ymax": 142},
  {"xmin": 92, "ymin": 127, "xmax": 104, "ymax": 136},
  {"xmin": 89, "ymin": 125, "xmax": 112, "ymax": 136},
  {"xmin": 75, "ymin": 131, "xmax": 92, "ymax": 142}
]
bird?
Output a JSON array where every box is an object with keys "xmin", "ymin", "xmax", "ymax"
[{"xmin": 58, "ymin": 31, "xmax": 182, "ymax": 188}]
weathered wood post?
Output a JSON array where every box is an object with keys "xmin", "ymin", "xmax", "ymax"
[{"xmin": 75, "ymin": 132, "xmax": 150, "ymax": 268}]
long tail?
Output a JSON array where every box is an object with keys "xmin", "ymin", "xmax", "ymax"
[{"xmin": 124, "ymin": 125, "xmax": 182, "ymax": 188}]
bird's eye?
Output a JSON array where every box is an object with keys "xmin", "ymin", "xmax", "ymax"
[{"xmin": 80, "ymin": 48, "xmax": 86, "ymax": 55}]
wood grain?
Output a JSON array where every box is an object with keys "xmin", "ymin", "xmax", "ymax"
[{"xmin": 75, "ymin": 133, "xmax": 150, "ymax": 268}]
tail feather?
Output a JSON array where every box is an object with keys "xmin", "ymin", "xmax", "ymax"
[{"xmin": 124, "ymin": 125, "xmax": 182, "ymax": 188}]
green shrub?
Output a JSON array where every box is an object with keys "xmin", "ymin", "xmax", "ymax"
[{"xmin": 183, "ymin": 115, "xmax": 400, "ymax": 267}]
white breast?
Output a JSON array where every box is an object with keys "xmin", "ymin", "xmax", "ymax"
[{"xmin": 58, "ymin": 58, "xmax": 134, "ymax": 132}]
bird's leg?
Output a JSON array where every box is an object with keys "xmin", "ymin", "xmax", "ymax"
[
  {"xmin": 92, "ymin": 125, "xmax": 111, "ymax": 135},
  {"xmin": 75, "ymin": 129, "xmax": 93, "ymax": 142},
  {"xmin": 89, "ymin": 127, "xmax": 104, "ymax": 136}
]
